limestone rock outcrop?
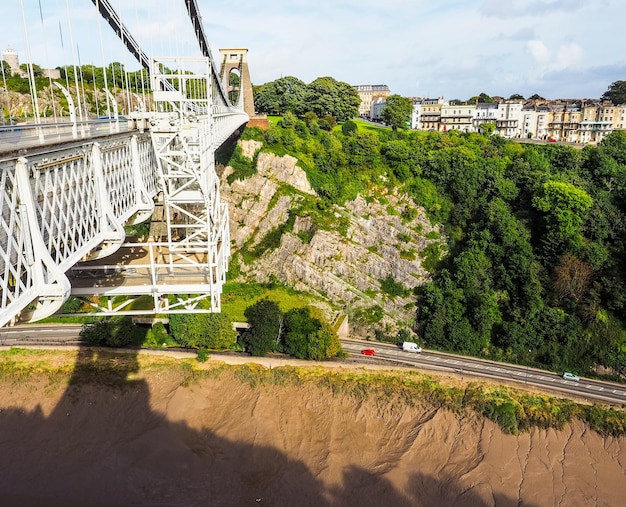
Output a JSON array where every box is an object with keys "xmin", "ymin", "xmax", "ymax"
[{"xmin": 221, "ymin": 140, "xmax": 445, "ymax": 336}]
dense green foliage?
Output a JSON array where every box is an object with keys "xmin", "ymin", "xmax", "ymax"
[
  {"xmin": 1, "ymin": 61, "xmax": 149, "ymax": 97},
  {"xmin": 381, "ymin": 94, "xmax": 413, "ymax": 131},
  {"xmin": 241, "ymin": 298, "xmax": 284, "ymax": 356},
  {"xmin": 1, "ymin": 60, "xmax": 150, "ymax": 122},
  {"xmin": 79, "ymin": 316, "xmax": 145, "ymax": 347},
  {"xmin": 231, "ymin": 116, "xmax": 626, "ymax": 378},
  {"xmin": 169, "ymin": 312, "xmax": 237, "ymax": 350},
  {"xmin": 283, "ymin": 307, "xmax": 342, "ymax": 360},
  {"xmin": 601, "ymin": 80, "xmax": 626, "ymax": 105},
  {"xmin": 254, "ymin": 75, "xmax": 360, "ymax": 122},
  {"xmin": 240, "ymin": 299, "xmax": 342, "ymax": 360}
]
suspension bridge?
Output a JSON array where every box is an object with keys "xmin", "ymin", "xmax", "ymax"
[{"xmin": 0, "ymin": 0, "xmax": 254, "ymax": 327}]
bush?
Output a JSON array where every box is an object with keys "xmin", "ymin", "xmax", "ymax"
[
  {"xmin": 283, "ymin": 307, "xmax": 342, "ymax": 360},
  {"xmin": 342, "ymin": 120, "xmax": 357, "ymax": 136},
  {"xmin": 144, "ymin": 322, "xmax": 171, "ymax": 347},
  {"xmin": 169, "ymin": 312, "xmax": 237, "ymax": 350},
  {"xmin": 196, "ymin": 347, "xmax": 210, "ymax": 362},
  {"xmin": 241, "ymin": 298, "xmax": 283, "ymax": 356},
  {"xmin": 79, "ymin": 317, "xmax": 145, "ymax": 347},
  {"xmin": 380, "ymin": 275, "xmax": 410, "ymax": 298}
]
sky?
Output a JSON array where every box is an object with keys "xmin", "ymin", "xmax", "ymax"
[{"xmin": 3, "ymin": 0, "xmax": 626, "ymax": 101}]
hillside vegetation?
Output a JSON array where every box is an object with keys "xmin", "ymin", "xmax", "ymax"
[{"xmin": 221, "ymin": 117, "xmax": 626, "ymax": 379}]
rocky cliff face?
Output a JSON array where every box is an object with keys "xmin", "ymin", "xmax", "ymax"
[
  {"xmin": 1, "ymin": 86, "xmax": 141, "ymax": 120},
  {"xmin": 220, "ymin": 140, "xmax": 445, "ymax": 337}
]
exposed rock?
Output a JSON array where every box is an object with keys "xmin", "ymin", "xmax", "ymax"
[{"xmin": 221, "ymin": 140, "xmax": 444, "ymax": 337}]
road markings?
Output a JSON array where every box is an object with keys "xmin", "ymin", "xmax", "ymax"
[{"xmin": 587, "ymin": 385, "xmax": 604, "ymax": 391}]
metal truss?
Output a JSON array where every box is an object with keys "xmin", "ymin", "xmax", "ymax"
[
  {"xmin": 39, "ymin": 57, "xmax": 243, "ymax": 320},
  {"xmin": 0, "ymin": 134, "xmax": 157, "ymax": 326},
  {"xmin": 1, "ymin": 1, "xmax": 250, "ymax": 326}
]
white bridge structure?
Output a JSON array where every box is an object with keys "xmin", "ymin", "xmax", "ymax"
[{"xmin": 0, "ymin": 0, "xmax": 249, "ymax": 327}]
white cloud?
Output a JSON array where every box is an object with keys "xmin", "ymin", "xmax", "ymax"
[
  {"xmin": 1, "ymin": 0, "xmax": 625, "ymax": 100},
  {"xmin": 526, "ymin": 40, "xmax": 551, "ymax": 64},
  {"xmin": 554, "ymin": 43, "xmax": 583, "ymax": 70}
]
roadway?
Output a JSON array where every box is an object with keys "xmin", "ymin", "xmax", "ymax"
[
  {"xmin": 342, "ymin": 338, "xmax": 626, "ymax": 405},
  {"xmin": 0, "ymin": 120, "xmax": 133, "ymax": 157},
  {"xmin": 1, "ymin": 326, "xmax": 625, "ymax": 405}
]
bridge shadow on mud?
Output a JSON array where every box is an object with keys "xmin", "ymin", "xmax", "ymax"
[{"xmin": 0, "ymin": 346, "xmax": 538, "ymax": 507}]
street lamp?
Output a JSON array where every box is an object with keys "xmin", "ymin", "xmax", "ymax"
[{"xmin": 525, "ymin": 349, "xmax": 532, "ymax": 384}]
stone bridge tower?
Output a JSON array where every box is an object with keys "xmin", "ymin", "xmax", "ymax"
[{"xmin": 219, "ymin": 48, "xmax": 268, "ymax": 129}]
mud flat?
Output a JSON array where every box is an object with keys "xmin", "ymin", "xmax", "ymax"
[{"xmin": 0, "ymin": 349, "xmax": 624, "ymax": 506}]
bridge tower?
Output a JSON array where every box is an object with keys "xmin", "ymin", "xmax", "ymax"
[
  {"xmin": 219, "ymin": 49, "xmax": 254, "ymax": 117},
  {"xmin": 219, "ymin": 49, "xmax": 268, "ymax": 129}
]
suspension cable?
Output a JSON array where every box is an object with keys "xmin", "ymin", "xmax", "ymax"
[
  {"xmin": 37, "ymin": 0, "xmax": 59, "ymax": 122},
  {"xmin": 65, "ymin": 0, "xmax": 84, "ymax": 123},
  {"xmin": 96, "ymin": 0, "xmax": 112, "ymax": 118},
  {"xmin": 0, "ymin": 54, "xmax": 12, "ymax": 125},
  {"xmin": 19, "ymin": 0, "xmax": 42, "ymax": 124}
]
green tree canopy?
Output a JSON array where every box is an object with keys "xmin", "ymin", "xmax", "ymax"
[
  {"xmin": 305, "ymin": 76, "xmax": 360, "ymax": 122},
  {"xmin": 169, "ymin": 312, "xmax": 237, "ymax": 349},
  {"xmin": 283, "ymin": 307, "xmax": 342, "ymax": 360},
  {"xmin": 469, "ymin": 92, "xmax": 494, "ymax": 104},
  {"xmin": 381, "ymin": 94, "xmax": 413, "ymax": 131},
  {"xmin": 241, "ymin": 298, "xmax": 283, "ymax": 356},
  {"xmin": 341, "ymin": 119, "xmax": 358, "ymax": 136},
  {"xmin": 601, "ymin": 80, "xmax": 626, "ymax": 105},
  {"xmin": 533, "ymin": 180, "xmax": 593, "ymax": 253},
  {"xmin": 80, "ymin": 317, "xmax": 145, "ymax": 347},
  {"xmin": 254, "ymin": 76, "xmax": 308, "ymax": 115},
  {"xmin": 19, "ymin": 63, "xmax": 43, "ymax": 77}
]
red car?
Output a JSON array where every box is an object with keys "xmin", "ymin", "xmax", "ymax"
[{"xmin": 361, "ymin": 348, "xmax": 375, "ymax": 356}]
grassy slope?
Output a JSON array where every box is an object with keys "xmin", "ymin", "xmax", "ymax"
[{"xmin": 1, "ymin": 348, "xmax": 625, "ymax": 437}]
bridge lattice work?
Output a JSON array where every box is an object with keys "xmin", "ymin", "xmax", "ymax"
[{"xmin": 0, "ymin": 1, "xmax": 249, "ymax": 327}]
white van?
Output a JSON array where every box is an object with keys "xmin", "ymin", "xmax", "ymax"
[{"xmin": 402, "ymin": 342, "xmax": 422, "ymax": 353}]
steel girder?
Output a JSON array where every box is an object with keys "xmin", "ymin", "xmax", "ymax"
[
  {"xmin": 64, "ymin": 57, "xmax": 245, "ymax": 317},
  {"xmin": 0, "ymin": 134, "xmax": 157, "ymax": 326},
  {"xmin": 0, "ymin": 54, "xmax": 248, "ymax": 325}
]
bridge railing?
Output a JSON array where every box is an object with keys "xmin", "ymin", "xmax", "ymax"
[{"xmin": 0, "ymin": 119, "xmax": 133, "ymax": 154}]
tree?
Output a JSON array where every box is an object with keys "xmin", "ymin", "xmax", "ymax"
[
  {"xmin": 305, "ymin": 76, "xmax": 360, "ymax": 122},
  {"xmin": 241, "ymin": 298, "xmax": 283, "ymax": 356},
  {"xmin": 469, "ymin": 92, "xmax": 494, "ymax": 104},
  {"xmin": 552, "ymin": 254, "xmax": 593, "ymax": 305},
  {"xmin": 80, "ymin": 317, "xmax": 144, "ymax": 347},
  {"xmin": 601, "ymin": 80, "xmax": 626, "ymax": 105},
  {"xmin": 283, "ymin": 307, "xmax": 319, "ymax": 359},
  {"xmin": 0, "ymin": 60, "xmax": 13, "ymax": 77},
  {"xmin": 509, "ymin": 93, "xmax": 525, "ymax": 100},
  {"xmin": 533, "ymin": 180, "xmax": 593, "ymax": 254},
  {"xmin": 283, "ymin": 307, "xmax": 341, "ymax": 360},
  {"xmin": 381, "ymin": 94, "xmax": 412, "ymax": 131},
  {"xmin": 528, "ymin": 93, "xmax": 545, "ymax": 101},
  {"xmin": 480, "ymin": 122, "xmax": 496, "ymax": 136},
  {"xmin": 206, "ymin": 313, "xmax": 238, "ymax": 349},
  {"xmin": 254, "ymin": 76, "xmax": 307, "ymax": 115},
  {"xmin": 341, "ymin": 119, "xmax": 358, "ymax": 136},
  {"xmin": 19, "ymin": 63, "xmax": 43, "ymax": 77}
]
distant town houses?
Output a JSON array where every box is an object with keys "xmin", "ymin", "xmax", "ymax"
[
  {"xmin": 354, "ymin": 84, "xmax": 626, "ymax": 144},
  {"xmin": 353, "ymin": 84, "xmax": 390, "ymax": 117}
]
